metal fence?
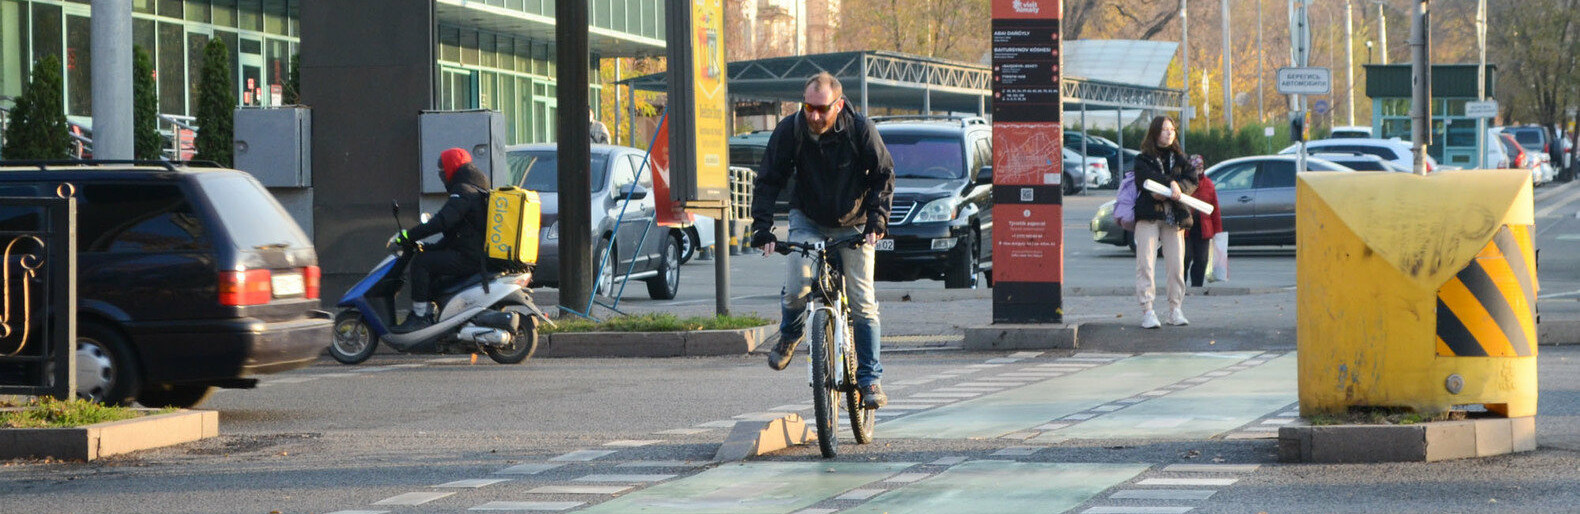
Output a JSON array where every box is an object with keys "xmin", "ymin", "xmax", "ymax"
[
  {"xmin": 728, "ymin": 166, "xmax": 755, "ymax": 254},
  {"xmin": 0, "ymin": 191, "xmax": 76, "ymax": 400}
]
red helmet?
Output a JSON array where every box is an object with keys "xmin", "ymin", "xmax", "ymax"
[{"xmin": 439, "ymin": 148, "xmax": 472, "ymax": 182}]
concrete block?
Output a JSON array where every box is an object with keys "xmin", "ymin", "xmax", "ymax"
[
  {"xmin": 714, "ymin": 413, "xmax": 810, "ymax": 461},
  {"xmin": 1307, "ymin": 425, "xmax": 1427, "ymax": 463},
  {"xmin": 1277, "ymin": 426, "xmax": 1311, "ymax": 463},
  {"xmin": 1475, "ymin": 418, "xmax": 1515, "ymax": 457},
  {"xmin": 1423, "ymin": 421, "xmax": 1477, "ymax": 461},
  {"xmin": 963, "ymin": 324, "xmax": 1077, "ymax": 351},
  {"xmin": 684, "ymin": 326, "xmax": 771, "ymax": 356},
  {"xmin": 1511, "ymin": 416, "xmax": 1537, "ymax": 452},
  {"xmin": 0, "ymin": 410, "xmax": 218, "ymax": 461},
  {"xmin": 539, "ymin": 332, "xmax": 685, "ymax": 358}
]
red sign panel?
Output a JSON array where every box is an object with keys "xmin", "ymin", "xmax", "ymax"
[{"xmin": 645, "ymin": 114, "xmax": 692, "ymax": 227}]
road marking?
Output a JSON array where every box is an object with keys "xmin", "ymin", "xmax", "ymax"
[
  {"xmin": 326, "ymin": 511, "xmax": 389, "ymax": 514},
  {"xmin": 1009, "ymin": 351, "xmax": 1044, "ymax": 358},
  {"xmin": 574, "ymin": 474, "xmax": 677, "ymax": 482},
  {"xmin": 697, "ymin": 420, "xmax": 740, "ymax": 427},
  {"xmin": 616, "ymin": 460, "xmax": 707, "ymax": 468},
  {"xmin": 655, "ymin": 428, "xmax": 711, "ymax": 435},
  {"xmin": 604, "ymin": 440, "xmax": 662, "ymax": 447},
  {"xmin": 836, "ymin": 488, "xmax": 886, "ymax": 500},
  {"xmin": 1081, "ymin": 507, "xmax": 1195, "ymax": 514},
  {"xmin": 1261, "ymin": 418, "xmax": 1294, "ymax": 425},
  {"xmin": 1034, "ymin": 422, "xmax": 1072, "ymax": 431},
  {"xmin": 968, "ymin": 363, "xmax": 1006, "ymax": 368},
  {"xmin": 1535, "ymin": 180, "xmax": 1580, "ymax": 218},
  {"xmin": 1092, "ymin": 405, "xmax": 1125, "ymax": 412},
  {"xmin": 985, "ymin": 358, "xmax": 1021, "ymax": 364},
  {"xmin": 550, "ymin": 450, "xmax": 617, "ymax": 462},
  {"xmin": 1063, "ymin": 413, "xmax": 1098, "ymax": 421},
  {"xmin": 468, "ymin": 501, "xmax": 583, "ymax": 511},
  {"xmin": 1162, "ymin": 464, "xmax": 1261, "ymax": 473},
  {"xmin": 911, "ymin": 392, "xmax": 983, "ymax": 398},
  {"xmin": 372, "ymin": 492, "xmax": 454, "ymax": 505},
  {"xmin": 991, "ymin": 446, "xmax": 1042, "ymax": 456},
  {"xmin": 495, "ymin": 463, "xmax": 566, "ymax": 475},
  {"xmin": 1000, "ymin": 431, "xmax": 1038, "ymax": 440},
  {"xmin": 1137, "ymin": 478, "xmax": 1239, "ymax": 486},
  {"xmin": 884, "ymin": 472, "xmax": 932, "ymax": 483},
  {"xmin": 1110, "ymin": 489, "xmax": 1217, "ymax": 500},
  {"xmin": 526, "ymin": 485, "xmax": 633, "ymax": 494},
  {"xmin": 1054, "ymin": 354, "xmax": 1297, "ymax": 441},
  {"xmin": 955, "ymin": 382, "xmax": 1015, "ymax": 388},
  {"xmin": 849, "ymin": 461, "xmax": 1149, "ymax": 514},
  {"xmin": 929, "ymin": 456, "xmax": 968, "ymax": 466},
  {"xmin": 769, "ymin": 404, "xmax": 810, "ymax": 411},
  {"xmin": 437, "ymin": 479, "xmax": 511, "ymax": 488},
  {"xmin": 575, "ymin": 462, "xmax": 914, "ymax": 513}
]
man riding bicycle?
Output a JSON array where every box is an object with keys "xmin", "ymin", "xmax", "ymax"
[{"xmin": 751, "ymin": 72, "xmax": 895, "ymax": 408}]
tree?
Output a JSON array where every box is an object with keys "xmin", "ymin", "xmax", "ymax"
[
  {"xmin": 1, "ymin": 55, "xmax": 71, "ymax": 160},
  {"xmin": 1490, "ymin": 0, "xmax": 1580, "ymax": 126},
  {"xmin": 133, "ymin": 46, "xmax": 163, "ymax": 160},
  {"xmin": 284, "ymin": 53, "xmax": 300, "ymax": 105},
  {"xmin": 837, "ymin": 0, "xmax": 989, "ymax": 62},
  {"xmin": 194, "ymin": 38, "xmax": 235, "ymax": 166}
]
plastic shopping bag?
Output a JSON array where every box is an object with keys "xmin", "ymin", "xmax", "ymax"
[{"xmin": 1207, "ymin": 232, "xmax": 1229, "ymax": 282}]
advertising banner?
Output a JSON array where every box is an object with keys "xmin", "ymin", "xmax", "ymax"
[
  {"xmin": 690, "ymin": 0, "xmax": 730, "ymax": 205},
  {"xmin": 991, "ymin": 0, "xmax": 1063, "ymax": 323}
]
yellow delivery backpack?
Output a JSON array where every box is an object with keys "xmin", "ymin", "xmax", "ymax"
[{"xmin": 484, "ymin": 186, "xmax": 541, "ymax": 271}]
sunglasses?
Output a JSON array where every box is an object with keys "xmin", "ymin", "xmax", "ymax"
[{"xmin": 803, "ymin": 101, "xmax": 839, "ymax": 115}]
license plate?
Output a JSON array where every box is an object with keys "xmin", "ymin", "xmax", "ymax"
[
  {"xmin": 272, "ymin": 272, "xmax": 305, "ymax": 297},
  {"xmin": 874, "ymin": 239, "xmax": 894, "ymax": 251}
]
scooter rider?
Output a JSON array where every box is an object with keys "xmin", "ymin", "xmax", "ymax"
[{"xmin": 392, "ymin": 147, "xmax": 491, "ymax": 333}]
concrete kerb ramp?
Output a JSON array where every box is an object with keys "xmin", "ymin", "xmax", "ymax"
[{"xmin": 1289, "ymin": 169, "xmax": 1537, "ymax": 462}]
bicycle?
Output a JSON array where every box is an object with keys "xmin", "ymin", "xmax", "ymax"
[{"xmin": 775, "ymin": 233, "xmax": 875, "ymax": 458}]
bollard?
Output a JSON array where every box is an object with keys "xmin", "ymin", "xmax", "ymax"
[{"xmin": 1297, "ymin": 169, "xmax": 1537, "ymax": 418}]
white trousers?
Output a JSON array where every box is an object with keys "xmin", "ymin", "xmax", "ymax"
[{"xmin": 1134, "ymin": 219, "xmax": 1185, "ymax": 314}]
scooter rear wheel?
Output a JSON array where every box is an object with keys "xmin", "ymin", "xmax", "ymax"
[
  {"xmin": 329, "ymin": 310, "xmax": 378, "ymax": 365},
  {"xmin": 485, "ymin": 303, "xmax": 539, "ymax": 364}
]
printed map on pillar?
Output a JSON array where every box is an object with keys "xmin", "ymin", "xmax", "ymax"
[{"xmin": 991, "ymin": 0, "xmax": 1063, "ymax": 324}]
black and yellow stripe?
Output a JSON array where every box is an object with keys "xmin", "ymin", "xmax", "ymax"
[{"xmin": 1436, "ymin": 225, "xmax": 1538, "ymax": 357}]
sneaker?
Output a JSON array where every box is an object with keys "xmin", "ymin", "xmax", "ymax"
[
  {"xmin": 861, "ymin": 383, "xmax": 888, "ymax": 409},
  {"xmin": 766, "ymin": 332, "xmax": 802, "ymax": 371},
  {"xmin": 1167, "ymin": 308, "xmax": 1189, "ymax": 326},
  {"xmin": 1140, "ymin": 310, "xmax": 1161, "ymax": 329},
  {"xmin": 392, "ymin": 313, "xmax": 434, "ymax": 333}
]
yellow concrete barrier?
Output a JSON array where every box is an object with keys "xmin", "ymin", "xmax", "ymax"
[{"xmin": 1297, "ymin": 170, "xmax": 1537, "ymax": 418}]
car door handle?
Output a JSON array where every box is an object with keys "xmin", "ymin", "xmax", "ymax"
[{"xmin": 1238, "ymin": 196, "xmax": 1253, "ymax": 203}]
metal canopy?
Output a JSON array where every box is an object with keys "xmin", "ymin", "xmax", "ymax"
[{"xmin": 616, "ymin": 50, "xmax": 1183, "ymax": 113}]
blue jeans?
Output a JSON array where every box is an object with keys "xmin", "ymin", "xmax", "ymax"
[{"xmin": 779, "ymin": 210, "xmax": 883, "ymax": 386}]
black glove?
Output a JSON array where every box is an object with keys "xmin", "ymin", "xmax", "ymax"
[{"xmin": 750, "ymin": 230, "xmax": 777, "ymax": 248}]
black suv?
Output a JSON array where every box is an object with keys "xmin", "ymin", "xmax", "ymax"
[
  {"xmin": 0, "ymin": 161, "xmax": 332, "ymax": 407},
  {"xmin": 871, "ymin": 116, "xmax": 994, "ymax": 288}
]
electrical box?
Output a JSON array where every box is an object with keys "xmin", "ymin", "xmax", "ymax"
[
  {"xmin": 419, "ymin": 110, "xmax": 508, "ymax": 193},
  {"xmin": 234, "ymin": 106, "xmax": 312, "ymax": 188}
]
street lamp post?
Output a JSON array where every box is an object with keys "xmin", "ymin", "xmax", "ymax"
[{"xmin": 1366, "ymin": 40, "xmax": 1373, "ymax": 64}]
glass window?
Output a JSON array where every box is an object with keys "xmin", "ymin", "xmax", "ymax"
[
  {"xmin": 212, "ymin": 0, "xmax": 236, "ymax": 28},
  {"xmin": 75, "ymin": 184, "xmax": 207, "ymax": 253},
  {"xmin": 264, "ymin": 0, "xmax": 285, "ymax": 35},
  {"xmin": 186, "ymin": 31, "xmax": 210, "ymax": 115},
  {"xmin": 158, "ymin": 22, "xmax": 185, "ymax": 114},
  {"xmin": 595, "ymin": 0, "xmax": 611, "ymax": 28},
  {"xmin": 237, "ymin": 0, "xmax": 260, "ymax": 32},
  {"xmin": 194, "ymin": 174, "xmax": 311, "ymax": 250},
  {"xmin": 461, "ymin": 30, "xmax": 478, "ymax": 65},
  {"xmin": 1258, "ymin": 160, "xmax": 1296, "ymax": 188},
  {"xmin": 608, "ymin": 151, "xmax": 636, "ymax": 192},
  {"xmin": 184, "ymin": 0, "xmax": 210, "ymax": 23},
  {"xmin": 1208, "ymin": 162, "xmax": 1256, "ymax": 191},
  {"xmin": 66, "ymin": 14, "xmax": 91, "ymax": 116},
  {"xmin": 134, "ymin": 0, "xmax": 155, "ymax": 14},
  {"xmin": 883, "ymin": 134, "xmax": 966, "ymax": 179},
  {"xmin": 158, "ymin": 0, "xmax": 182, "ymax": 18},
  {"xmin": 631, "ymin": 154, "xmax": 652, "ymax": 188},
  {"xmin": 508, "ymin": 150, "xmax": 610, "ymax": 192},
  {"xmin": 31, "ymin": 3, "xmax": 61, "ymax": 67},
  {"xmin": 288, "ymin": 0, "xmax": 298, "ymax": 37},
  {"xmin": 439, "ymin": 26, "xmax": 460, "ymax": 63},
  {"xmin": 133, "ymin": 18, "xmax": 156, "ymax": 60},
  {"xmin": 0, "ymin": 184, "xmax": 44, "ymax": 232},
  {"xmin": 480, "ymin": 32, "xmax": 495, "ymax": 68},
  {"xmin": 2, "ymin": 0, "xmax": 31, "ymax": 100}
]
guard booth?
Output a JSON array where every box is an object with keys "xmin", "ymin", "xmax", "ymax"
[{"xmin": 1364, "ymin": 64, "xmax": 1497, "ymax": 168}]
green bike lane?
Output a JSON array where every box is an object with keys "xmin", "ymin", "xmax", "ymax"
[{"xmin": 568, "ymin": 352, "xmax": 1294, "ymax": 514}]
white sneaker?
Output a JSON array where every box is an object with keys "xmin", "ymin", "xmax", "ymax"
[
  {"xmin": 1167, "ymin": 308, "xmax": 1190, "ymax": 326},
  {"xmin": 1140, "ymin": 310, "xmax": 1161, "ymax": 329}
]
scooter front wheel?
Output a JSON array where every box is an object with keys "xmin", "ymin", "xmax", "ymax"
[{"xmin": 329, "ymin": 310, "xmax": 379, "ymax": 364}]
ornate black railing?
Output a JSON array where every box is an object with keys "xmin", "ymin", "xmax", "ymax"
[{"xmin": 0, "ymin": 188, "xmax": 76, "ymax": 400}]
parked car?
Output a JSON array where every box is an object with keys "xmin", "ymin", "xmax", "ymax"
[
  {"xmin": 1311, "ymin": 152, "xmax": 1410, "ymax": 172},
  {"xmin": 506, "ymin": 144, "xmax": 682, "ymax": 300},
  {"xmin": 1064, "ymin": 130, "xmax": 1136, "ymax": 182},
  {"xmin": 728, "ymin": 130, "xmax": 791, "ymax": 218},
  {"xmin": 870, "ymin": 115, "xmax": 994, "ymax": 288},
  {"xmin": 0, "ymin": 161, "xmax": 332, "ymax": 407},
  {"xmin": 1503, "ymin": 125, "xmax": 1557, "ymax": 168},
  {"xmin": 1062, "ymin": 147, "xmax": 1111, "ymax": 194},
  {"xmin": 1483, "ymin": 129, "xmax": 1515, "ymax": 169},
  {"xmin": 1328, "ymin": 126, "xmax": 1374, "ymax": 138},
  {"xmin": 1091, "ymin": 155, "xmax": 1354, "ymax": 248},
  {"xmin": 1279, "ymin": 138, "xmax": 1437, "ymax": 173}
]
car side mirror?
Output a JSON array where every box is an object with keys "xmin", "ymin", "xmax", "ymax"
[
  {"xmin": 976, "ymin": 165, "xmax": 993, "ymax": 184},
  {"xmin": 617, "ymin": 184, "xmax": 650, "ymax": 201}
]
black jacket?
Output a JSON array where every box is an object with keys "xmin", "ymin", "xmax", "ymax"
[
  {"xmin": 1132, "ymin": 150, "xmax": 1198, "ymax": 223},
  {"xmin": 751, "ymin": 101, "xmax": 895, "ymax": 236},
  {"xmin": 407, "ymin": 163, "xmax": 490, "ymax": 258}
]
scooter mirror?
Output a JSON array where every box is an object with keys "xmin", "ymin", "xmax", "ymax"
[{"xmin": 390, "ymin": 200, "xmax": 400, "ymax": 217}]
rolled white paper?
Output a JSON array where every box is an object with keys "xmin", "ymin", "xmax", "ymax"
[{"xmin": 1142, "ymin": 179, "xmax": 1215, "ymax": 215}]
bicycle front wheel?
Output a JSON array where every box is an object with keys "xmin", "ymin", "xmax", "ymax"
[
  {"xmin": 809, "ymin": 309, "xmax": 839, "ymax": 458},
  {"xmin": 845, "ymin": 322, "xmax": 874, "ymax": 444}
]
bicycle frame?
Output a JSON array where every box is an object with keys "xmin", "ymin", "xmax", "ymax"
[{"xmin": 798, "ymin": 239, "xmax": 854, "ymax": 393}]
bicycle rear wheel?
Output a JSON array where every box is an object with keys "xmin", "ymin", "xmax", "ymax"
[
  {"xmin": 809, "ymin": 309, "xmax": 839, "ymax": 458},
  {"xmin": 844, "ymin": 322, "xmax": 874, "ymax": 444}
]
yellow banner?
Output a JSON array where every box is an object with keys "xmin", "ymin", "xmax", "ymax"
[{"xmin": 691, "ymin": 0, "xmax": 729, "ymax": 201}]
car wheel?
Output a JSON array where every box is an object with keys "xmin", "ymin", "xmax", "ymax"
[
  {"xmin": 944, "ymin": 232, "xmax": 979, "ymax": 289},
  {"xmin": 1063, "ymin": 173, "xmax": 1078, "ymax": 196},
  {"xmin": 138, "ymin": 384, "xmax": 214, "ymax": 408},
  {"xmin": 76, "ymin": 323, "xmax": 141, "ymax": 406},
  {"xmin": 595, "ymin": 238, "xmax": 617, "ymax": 297},
  {"xmin": 646, "ymin": 236, "xmax": 681, "ymax": 300},
  {"xmin": 675, "ymin": 228, "xmax": 697, "ymax": 264}
]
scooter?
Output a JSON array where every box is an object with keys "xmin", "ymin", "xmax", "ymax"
[{"xmin": 328, "ymin": 203, "xmax": 552, "ymax": 365}]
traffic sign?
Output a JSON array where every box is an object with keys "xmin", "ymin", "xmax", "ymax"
[
  {"xmin": 1466, "ymin": 100, "xmax": 1499, "ymax": 119},
  {"xmin": 1314, "ymin": 99, "xmax": 1330, "ymax": 115},
  {"xmin": 1276, "ymin": 67, "xmax": 1331, "ymax": 95}
]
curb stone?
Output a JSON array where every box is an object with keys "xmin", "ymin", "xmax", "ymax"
[
  {"xmin": 0, "ymin": 409, "xmax": 219, "ymax": 461},
  {"xmin": 1278, "ymin": 416, "xmax": 1535, "ymax": 463}
]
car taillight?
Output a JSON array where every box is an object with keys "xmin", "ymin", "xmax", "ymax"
[
  {"xmin": 219, "ymin": 269, "xmax": 272, "ymax": 306},
  {"xmin": 304, "ymin": 265, "xmax": 321, "ymax": 299}
]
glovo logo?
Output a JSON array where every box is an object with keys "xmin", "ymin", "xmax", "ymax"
[{"xmin": 489, "ymin": 195, "xmax": 515, "ymax": 255}]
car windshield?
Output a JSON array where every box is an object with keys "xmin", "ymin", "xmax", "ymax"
[
  {"xmin": 196, "ymin": 174, "xmax": 313, "ymax": 250},
  {"xmin": 1509, "ymin": 129, "xmax": 1544, "ymax": 146},
  {"xmin": 1305, "ymin": 144, "xmax": 1399, "ymax": 161},
  {"xmin": 884, "ymin": 134, "xmax": 966, "ymax": 179},
  {"xmin": 507, "ymin": 150, "xmax": 610, "ymax": 192},
  {"xmin": 1329, "ymin": 158, "xmax": 1387, "ymax": 171}
]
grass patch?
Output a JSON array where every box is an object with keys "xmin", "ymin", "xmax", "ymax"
[
  {"xmin": 1305, "ymin": 406, "xmax": 1464, "ymax": 426},
  {"xmin": 0, "ymin": 397, "xmax": 171, "ymax": 428},
  {"xmin": 544, "ymin": 313, "xmax": 773, "ymax": 334}
]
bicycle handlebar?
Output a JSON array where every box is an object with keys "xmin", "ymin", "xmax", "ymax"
[{"xmin": 773, "ymin": 233, "xmax": 868, "ymax": 256}]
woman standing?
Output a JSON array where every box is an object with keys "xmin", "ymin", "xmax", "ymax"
[
  {"xmin": 1131, "ymin": 116, "xmax": 1197, "ymax": 329},
  {"xmin": 1181, "ymin": 154, "xmax": 1222, "ymax": 287}
]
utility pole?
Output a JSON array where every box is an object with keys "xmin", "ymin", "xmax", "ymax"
[
  {"xmin": 1181, "ymin": 0, "xmax": 1190, "ymax": 135},
  {"xmin": 1476, "ymin": 0, "xmax": 1486, "ymax": 169},
  {"xmin": 1290, "ymin": 0, "xmax": 1311, "ymax": 173},
  {"xmin": 90, "ymin": 0, "xmax": 132, "ymax": 159},
  {"xmin": 1377, "ymin": 1, "xmax": 1389, "ymax": 65},
  {"xmin": 1346, "ymin": 0, "xmax": 1355, "ymax": 127},
  {"xmin": 556, "ymin": 0, "xmax": 592, "ymax": 313},
  {"xmin": 1258, "ymin": 0, "xmax": 1265, "ymax": 123},
  {"xmin": 1410, "ymin": 0, "xmax": 1431, "ymax": 175},
  {"xmin": 1222, "ymin": 0, "xmax": 1233, "ymax": 130}
]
